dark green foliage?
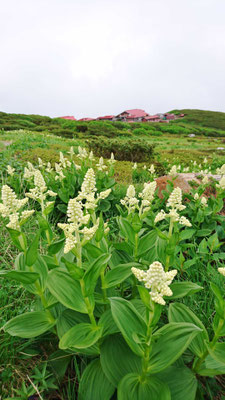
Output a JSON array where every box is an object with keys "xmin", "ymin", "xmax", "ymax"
[{"xmin": 87, "ymin": 137, "xmax": 155, "ymax": 162}]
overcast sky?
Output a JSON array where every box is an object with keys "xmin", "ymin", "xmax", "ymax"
[{"xmin": 1, "ymin": 0, "xmax": 225, "ymax": 119}]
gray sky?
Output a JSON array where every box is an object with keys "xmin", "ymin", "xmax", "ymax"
[{"xmin": 1, "ymin": 0, "xmax": 225, "ymax": 119}]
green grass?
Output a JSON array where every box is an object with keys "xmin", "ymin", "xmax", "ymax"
[
  {"xmin": 170, "ymin": 108, "xmax": 225, "ymax": 130},
  {"xmin": 0, "ymin": 121, "xmax": 225, "ymax": 398}
]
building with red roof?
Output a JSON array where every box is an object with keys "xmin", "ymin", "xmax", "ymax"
[
  {"xmin": 59, "ymin": 116, "xmax": 76, "ymax": 120},
  {"xmin": 116, "ymin": 109, "xmax": 150, "ymax": 122},
  {"xmin": 78, "ymin": 118, "xmax": 95, "ymax": 121},
  {"xmin": 143, "ymin": 115, "xmax": 161, "ymax": 122},
  {"xmin": 96, "ymin": 115, "xmax": 115, "ymax": 120}
]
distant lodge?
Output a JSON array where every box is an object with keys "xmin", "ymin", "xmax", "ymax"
[{"xmin": 59, "ymin": 109, "xmax": 185, "ymax": 123}]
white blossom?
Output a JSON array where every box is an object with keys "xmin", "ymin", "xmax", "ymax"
[
  {"xmin": 132, "ymin": 261, "xmax": 177, "ymax": 305},
  {"xmin": 166, "ymin": 188, "xmax": 186, "ymax": 211},
  {"xmin": 0, "ymin": 185, "xmax": 34, "ymax": 230},
  {"xmin": 77, "ymin": 146, "xmax": 88, "ymax": 160},
  {"xmin": 89, "ymin": 151, "xmax": 94, "ymax": 161},
  {"xmin": 97, "ymin": 189, "xmax": 111, "ymax": 200},
  {"xmin": 179, "ymin": 216, "xmax": 192, "ymax": 227},
  {"xmin": 218, "ymin": 267, "xmax": 225, "ymax": 277},
  {"xmin": 148, "ymin": 164, "xmax": 155, "ymax": 174},
  {"xmin": 154, "ymin": 209, "xmax": 166, "ymax": 223},
  {"xmin": 108, "ymin": 152, "xmax": 116, "ymax": 165},
  {"xmin": 202, "ymin": 176, "xmax": 209, "ymax": 185},
  {"xmin": 194, "ymin": 193, "xmax": 199, "ymax": 200},
  {"xmin": 96, "ymin": 157, "xmax": 107, "ymax": 171},
  {"xmin": 68, "ymin": 147, "xmax": 75, "ymax": 158},
  {"xmin": 216, "ymin": 176, "xmax": 225, "ymax": 190},
  {"xmin": 132, "ymin": 163, "xmax": 137, "ymax": 170},
  {"xmin": 201, "ymin": 197, "xmax": 208, "ymax": 207},
  {"xmin": 169, "ymin": 165, "xmax": 177, "ymax": 177},
  {"xmin": 7, "ymin": 165, "xmax": 15, "ymax": 176}
]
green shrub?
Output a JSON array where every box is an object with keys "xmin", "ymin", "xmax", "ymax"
[{"xmin": 87, "ymin": 137, "xmax": 155, "ymax": 162}]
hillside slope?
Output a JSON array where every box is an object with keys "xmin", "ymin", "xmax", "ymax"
[{"xmin": 170, "ymin": 109, "xmax": 225, "ymax": 130}]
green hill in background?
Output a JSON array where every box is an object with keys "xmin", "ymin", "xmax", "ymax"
[
  {"xmin": 170, "ymin": 109, "xmax": 225, "ymax": 130},
  {"xmin": 0, "ymin": 109, "xmax": 225, "ymax": 139}
]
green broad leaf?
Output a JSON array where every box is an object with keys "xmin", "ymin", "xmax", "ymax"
[
  {"xmin": 137, "ymin": 286, "xmax": 151, "ymax": 309},
  {"xmin": 131, "ymin": 213, "xmax": 142, "ymax": 233},
  {"xmin": 117, "ymin": 373, "xmax": 171, "ymax": 400},
  {"xmin": 100, "ymin": 334, "xmax": 142, "ymax": 386},
  {"xmin": 98, "ymin": 199, "xmax": 111, "ymax": 212},
  {"xmin": 207, "ymin": 232, "xmax": 220, "ymax": 251},
  {"xmin": 4, "ymin": 311, "xmax": 55, "ymax": 338},
  {"xmin": 78, "ymin": 359, "xmax": 115, "ymax": 400},
  {"xmin": 156, "ymin": 236, "xmax": 167, "ymax": 265},
  {"xmin": 57, "ymin": 203, "xmax": 67, "ymax": 214},
  {"xmin": 213, "ymin": 314, "xmax": 225, "ymax": 336},
  {"xmin": 25, "ymin": 231, "xmax": 40, "ymax": 267},
  {"xmin": 42, "ymin": 255, "xmax": 58, "ymax": 270},
  {"xmin": 83, "ymin": 253, "xmax": 111, "ymax": 295},
  {"xmin": 83, "ymin": 243, "xmax": 104, "ymax": 259},
  {"xmin": 148, "ymin": 322, "xmax": 202, "ymax": 373},
  {"xmin": 155, "ymin": 227, "xmax": 168, "ymax": 240},
  {"xmin": 15, "ymin": 254, "xmax": 48, "ymax": 294},
  {"xmin": 98, "ymin": 309, "xmax": 120, "ymax": 337},
  {"xmin": 206, "ymin": 342, "xmax": 225, "ymax": 366},
  {"xmin": 0, "ymin": 270, "xmax": 39, "ymax": 284},
  {"xmin": 198, "ymin": 238, "xmax": 208, "ymax": 254},
  {"xmin": 59, "ymin": 323, "xmax": 103, "ymax": 350},
  {"xmin": 210, "ymin": 282, "xmax": 225, "ymax": 318},
  {"xmin": 47, "ymin": 269, "xmax": 90, "ymax": 313},
  {"xmin": 44, "ymin": 292, "xmax": 58, "ymax": 308},
  {"xmin": 61, "ymin": 257, "xmax": 84, "ymax": 280},
  {"xmin": 110, "ymin": 298, "xmax": 147, "ymax": 357},
  {"xmin": 157, "ymin": 365, "xmax": 197, "ymax": 400},
  {"xmin": 137, "ymin": 230, "xmax": 157, "ymax": 257},
  {"xmin": 26, "ymin": 255, "xmax": 48, "ymax": 293},
  {"xmin": 179, "ymin": 229, "xmax": 196, "ymax": 241},
  {"xmin": 95, "ymin": 214, "xmax": 104, "ymax": 242},
  {"xmin": 196, "ymin": 229, "xmax": 213, "ymax": 237},
  {"xmin": 48, "ymin": 350, "xmax": 72, "ymax": 381},
  {"xmin": 48, "ymin": 238, "xmax": 65, "ymax": 255},
  {"xmin": 183, "ymin": 259, "xmax": 196, "ymax": 270},
  {"xmin": 7, "ymin": 228, "xmax": 27, "ymax": 251},
  {"xmin": 204, "ymin": 354, "xmax": 225, "ymax": 375},
  {"xmin": 103, "ymin": 263, "xmax": 134, "ymax": 289},
  {"xmin": 165, "ymin": 282, "xmax": 203, "ymax": 300},
  {"xmin": 56, "ymin": 309, "xmax": 89, "ymax": 338},
  {"xmin": 43, "ymin": 201, "xmax": 55, "ymax": 216},
  {"xmin": 38, "ymin": 215, "xmax": 53, "ymax": 241},
  {"xmin": 118, "ymin": 217, "xmax": 135, "ymax": 245},
  {"xmin": 168, "ymin": 303, "xmax": 208, "ymax": 358},
  {"xmin": 58, "ymin": 189, "xmax": 69, "ymax": 203}
]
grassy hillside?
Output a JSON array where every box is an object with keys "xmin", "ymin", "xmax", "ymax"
[
  {"xmin": 170, "ymin": 108, "xmax": 225, "ymax": 130},
  {"xmin": 1, "ymin": 110, "xmax": 225, "ymax": 139}
]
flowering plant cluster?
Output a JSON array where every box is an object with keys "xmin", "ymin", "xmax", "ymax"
[{"xmin": 1, "ymin": 150, "xmax": 225, "ymax": 400}]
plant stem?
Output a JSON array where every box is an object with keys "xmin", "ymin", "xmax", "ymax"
[
  {"xmin": 165, "ymin": 218, "xmax": 174, "ymax": 272},
  {"xmin": 140, "ymin": 309, "xmax": 153, "ymax": 382},
  {"xmin": 192, "ymin": 317, "xmax": 224, "ymax": 373}
]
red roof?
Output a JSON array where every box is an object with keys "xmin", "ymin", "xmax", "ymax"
[
  {"xmin": 78, "ymin": 118, "xmax": 95, "ymax": 121},
  {"xmin": 59, "ymin": 116, "xmax": 76, "ymax": 120},
  {"xmin": 96, "ymin": 115, "xmax": 114, "ymax": 120},
  {"xmin": 144, "ymin": 115, "xmax": 160, "ymax": 120},
  {"xmin": 117, "ymin": 109, "xmax": 149, "ymax": 118}
]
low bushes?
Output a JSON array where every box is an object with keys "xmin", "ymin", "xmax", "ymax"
[{"xmin": 87, "ymin": 137, "xmax": 155, "ymax": 162}]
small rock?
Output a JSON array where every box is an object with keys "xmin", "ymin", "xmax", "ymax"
[
  {"xmin": 155, "ymin": 175, "xmax": 192, "ymax": 198},
  {"xmin": 217, "ymin": 147, "xmax": 225, "ymax": 150},
  {"xmin": 188, "ymin": 134, "xmax": 195, "ymax": 137}
]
